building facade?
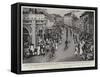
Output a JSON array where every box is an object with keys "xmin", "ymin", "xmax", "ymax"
[
  {"xmin": 23, "ymin": 8, "xmax": 47, "ymax": 48},
  {"xmin": 80, "ymin": 11, "xmax": 94, "ymax": 34}
]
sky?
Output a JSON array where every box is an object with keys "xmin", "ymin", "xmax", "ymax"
[
  {"xmin": 23, "ymin": 6, "xmax": 94, "ymax": 18},
  {"xmin": 46, "ymin": 8, "xmax": 85, "ymax": 18}
]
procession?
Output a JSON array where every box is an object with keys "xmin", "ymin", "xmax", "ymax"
[
  {"xmin": 24, "ymin": 27, "xmax": 63, "ymax": 60},
  {"xmin": 23, "ymin": 8, "xmax": 94, "ymax": 63}
]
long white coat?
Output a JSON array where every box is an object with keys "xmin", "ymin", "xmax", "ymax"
[
  {"xmin": 37, "ymin": 46, "xmax": 40, "ymax": 55},
  {"xmin": 79, "ymin": 41, "xmax": 85, "ymax": 55}
]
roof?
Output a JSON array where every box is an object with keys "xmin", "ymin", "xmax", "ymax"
[
  {"xmin": 80, "ymin": 11, "xmax": 94, "ymax": 18},
  {"xmin": 64, "ymin": 12, "xmax": 72, "ymax": 16}
]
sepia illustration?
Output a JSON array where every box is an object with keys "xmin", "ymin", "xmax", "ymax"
[{"xmin": 22, "ymin": 7, "xmax": 95, "ymax": 63}]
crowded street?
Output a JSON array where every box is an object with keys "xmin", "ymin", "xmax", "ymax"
[
  {"xmin": 23, "ymin": 28, "xmax": 82, "ymax": 63},
  {"xmin": 23, "ymin": 8, "xmax": 94, "ymax": 63}
]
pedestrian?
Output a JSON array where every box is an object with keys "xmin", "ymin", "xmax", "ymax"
[
  {"xmin": 51, "ymin": 44, "xmax": 55, "ymax": 57},
  {"xmin": 34, "ymin": 48, "xmax": 37, "ymax": 55},
  {"xmin": 65, "ymin": 40, "xmax": 68, "ymax": 49},
  {"xmin": 74, "ymin": 45, "xmax": 79, "ymax": 56},
  {"xmin": 40, "ymin": 44, "xmax": 43, "ymax": 55},
  {"xmin": 79, "ymin": 40, "xmax": 85, "ymax": 55},
  {"xmin": 29, "ymin": 44, "xmax": 34, "ymax": 56},
  {"xmin": 37, "ymin": 45, "xmax": 40, "ymax": 56},
  {"xmin": 55, "ymin": 42, "xmax": 58, "ymax": 50}
]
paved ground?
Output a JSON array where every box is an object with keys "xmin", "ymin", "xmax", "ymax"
[
  {"xmin": 52, "ymin": 29, "xmax": 82, "ymax": 62},
  {"xmin": 23, "ymin": 29, "xmax": 82, "ymax": 63}
]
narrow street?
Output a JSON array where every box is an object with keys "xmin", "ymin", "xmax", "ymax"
[
  {"xmin": 23, "ymin": 29, "xmax": 82, "ymax": 63},
  {"xmin": 52, "ymin": 29, "xmax": 82, "ymax": 62}
]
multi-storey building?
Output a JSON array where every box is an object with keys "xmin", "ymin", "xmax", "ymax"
[
  {"xmin": 80, "ymin": 11, "xmax": 94, "ymax": 34},
  {"xmin": 23, "ymin": 8, "xmax": 47, "ymax": 48},
  {"xmin": 64, "ymin": 13, "xmax": 73, "ymax": 41}
]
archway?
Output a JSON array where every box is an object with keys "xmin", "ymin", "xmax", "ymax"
[{"xmin": 23, "ymin": 27, "xmax": 31, "ymax": 48}]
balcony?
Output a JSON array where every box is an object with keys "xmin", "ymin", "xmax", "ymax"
[{"xmin": 23, "ymin": 20, "xmax": 32, "ymax": 23}]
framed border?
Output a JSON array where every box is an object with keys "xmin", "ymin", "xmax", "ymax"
[{"xmin": 11, "ymin": 2, "xmax": 98, "ymax": 74}]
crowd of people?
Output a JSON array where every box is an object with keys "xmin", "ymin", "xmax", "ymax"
[
  {"xmin": 24, "ymin": 26, "xmax": 94, "ymax": 61},
  {"xmin": 24, "ymin": 28, "xmax": 63, "ymax": 59},
  {"xmin": 74, "ymin": 31, "xmax": 94, "ymax": 60}
]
